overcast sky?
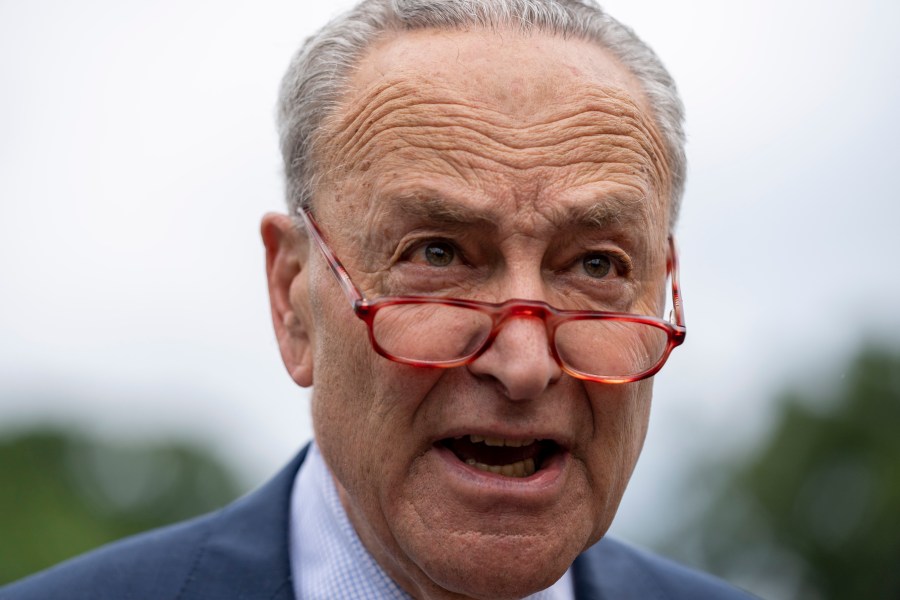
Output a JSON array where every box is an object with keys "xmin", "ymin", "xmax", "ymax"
[{"xmin": 2, "ymin": 0, "xmax": 898, "ymax": 544}]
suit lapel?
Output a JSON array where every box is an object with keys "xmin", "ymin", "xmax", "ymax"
[
  {"xmin": 571, "ymin": 537, "xmax": 666, "ymax": 600},
  {"xmin": 176, "ymin": 445, "xmax": 309, "ymax": 600}
]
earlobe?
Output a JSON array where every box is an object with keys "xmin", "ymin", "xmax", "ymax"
[{"xmin": 261, "ymin": 213, "xmax": 314, "ymax": 388}]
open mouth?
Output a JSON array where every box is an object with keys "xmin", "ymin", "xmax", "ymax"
[{"xmin": 438, "ymin": 435, "xmax": 560, "ymax": 478}]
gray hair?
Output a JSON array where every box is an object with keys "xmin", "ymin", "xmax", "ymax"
[{"xmin": 277, "ymin": 0, "xmax": 686, "ymax": 224}]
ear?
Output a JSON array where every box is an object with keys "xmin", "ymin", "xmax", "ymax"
[{"xmin": 261, "ymin": 213, "xmax": 314, "ymax": 387}]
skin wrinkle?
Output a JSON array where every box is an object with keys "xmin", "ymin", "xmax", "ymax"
[
  {"xmin": 363, "ymin": 192, "xmax": 649, "ymax": 270},
  {"xmin": 362, "ymin": 134, "xmax": 650, "ymax": 175},
  {"xmin": 373, "ymin": 162, "xmax": 653, "ymax": 210},
  {"xmin": 332, "ymin": 92, "xmax": 663, "ymax": 175},
  {"xmin": 334, "ymin": 72, "xmax": 643, "ymax": 134},
  {"xmin": 399, "ymin": 483, "xmax": 579, "ymax": 599},
  {"xmin": 400, "ymin": 478, "xmax": 597, "ymax": 600},
  {"xmin": 368, "ymin": 238, "xmax": 640, "ymax": 312},
  {"xmin": 375, "ymin": 190, "xmax": 642, "ymax": 232},
  {"xmin": 316, "ymin": 102, "xmax": 666, "ymax": 264},
  {"xmin": 338, "ymin": 94, "xmax": 644, "ymax": 148},
  {"xmin": 321, "ymin": 196, "xmax": 657, "ymax": 320},
  {"xmin": 321, "ymin": 64, "xmax": 664, "ymax": 159},
  {"xmin": 302, "ymin": 29, "xmax": 678, "ymax": 212},
  {"xmin": 339, "ymin": 394, "xmax": 579, "ymax": 600},
  {"xmin": 324, "ymin": 114, "xmax": 653, "ymax": 278},
  {"xmin": 318, "ymin": 93, "xmax": 668, "ymax": 243},
  {"xmin": 440, "ymin": 148, "xmax": 480, "ymax": 189},
  {"xmin": 342, "ymin": 188, "xmax": 655, "ymax": 312}
]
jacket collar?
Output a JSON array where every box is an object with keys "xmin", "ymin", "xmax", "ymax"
[{"xmin": 178, "ymin": 445, "xmax": 309, "ymax": 600}]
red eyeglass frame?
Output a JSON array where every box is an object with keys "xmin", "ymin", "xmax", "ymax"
[{"xmin": 298, "ymin": 206, "xmax": 687, "ymax": 384}]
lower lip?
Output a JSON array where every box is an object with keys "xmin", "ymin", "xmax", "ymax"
[{"xmin": 429, "ymin": 443, "xmax": 570, "ymax": 506}]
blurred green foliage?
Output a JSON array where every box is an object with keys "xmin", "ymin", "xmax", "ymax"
[
  {"xmin": 664, "ymin": 345, "xmax": 900, "ymax": 599},
  {"xmin": 0, "ymin": 429, "xmax": 243, "ymax": 584}
]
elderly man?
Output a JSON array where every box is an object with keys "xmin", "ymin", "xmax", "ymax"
[{"xmin": 2, "ymin": 1, "xmax": 754, "ymax": 599}]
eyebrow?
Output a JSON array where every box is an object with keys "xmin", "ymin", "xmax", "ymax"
[
  {"xmin": 547, "ymin": 193, "xmax": 647, "ymax": 230},
  {"xmin": 569, "ymin": 200, "xmax": 634, "ymax": 227},
  {"xmin": 382, "ymin": 194, "xmax": 497, "ymax": 229},
  {"xmin": 378, "ymin": 189, "xmax": 646, "ymax": 231}
]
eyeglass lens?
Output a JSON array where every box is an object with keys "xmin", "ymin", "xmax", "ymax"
[{"xmin": 370, "ymin": 302, "xmax": 669, "ymax": 379}]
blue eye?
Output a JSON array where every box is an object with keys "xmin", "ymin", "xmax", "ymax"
[
  {"xmin": 582, "ymin": 253, "xmax": 612, "ymax": 278},
  {"xmin": 424, "ymin": 242, "xmax": 455, "ymax": 267}
]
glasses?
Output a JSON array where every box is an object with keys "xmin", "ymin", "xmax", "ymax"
[{"xmin": 298, "ymin": 207, "xmax": 686, "ymax": 384}]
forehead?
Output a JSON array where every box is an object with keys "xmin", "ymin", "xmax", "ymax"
[
  {"xmin": 354, "ymin": 28, "xmax": 648, "ymax": 115},
  {"xmin": 318, "ymin": 28, "xmax": 671, "ymax": 234}
]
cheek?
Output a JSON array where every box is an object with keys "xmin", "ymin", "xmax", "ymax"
[
  {"xmin": 308, "ymin": 273, "xmax": 445, "ymax": 499},
  {"xmin": 582, "ymin": 379, "xmax": 653, "ymax": 528},
  {"xmin": 308, "ymin": 268, "xmax": 375, "ymax": 481},
  {"xmin": 597, "ymin": 379, "xmax": 652, "ymax": 462}
]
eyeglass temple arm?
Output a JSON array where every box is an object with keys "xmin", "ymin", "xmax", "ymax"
[
  {"xmin": 668, "ymin": 235, "xmax": 686, "ymax": 330},
  {"xmin": 298, "ymin": 207, "xmax": 365, "ymax": 306}
]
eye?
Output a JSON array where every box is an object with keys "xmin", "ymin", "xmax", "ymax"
[
  {"xmin": 582, "ymin": 253, "xmax": 613, "ymax": 278},
  {"xmin": 421, "ymin": 241, "xmax": 456, "ymax": 267}
]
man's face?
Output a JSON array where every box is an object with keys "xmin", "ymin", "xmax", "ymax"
[{"xmin": 270, "ymin": 28, "xmax": 672, "ymax": 599}]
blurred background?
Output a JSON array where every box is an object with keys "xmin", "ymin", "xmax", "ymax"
[{"xmin": 1, "ymin": 1, "xmax": 898, "ymax": 597}]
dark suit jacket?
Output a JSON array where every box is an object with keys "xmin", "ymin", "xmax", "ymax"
[{"xmin": 1, "ymin": 445, "xmax": 755, "ymax": 599}]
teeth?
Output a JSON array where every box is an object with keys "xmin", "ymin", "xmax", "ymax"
[
  {"xmin": 466, "ymin": 457, "xmax": 536, "ymax": 478},
  {"xmin": 509, "ymin": 438, "xmax": 536, "ymax": 447},
  {"xmin": 500, "ymin": 463, "xmax": 520, "ymax": 477},
  {"xmin": 468, "ymin": 435, "xmax": 536, "ymax": 448}
]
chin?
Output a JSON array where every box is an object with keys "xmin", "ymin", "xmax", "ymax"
[
  {"xmin": 392, "ymin": 502, "xmax": 591, "ymax": 600},
  {"xmin": 413, "ymin": 541, "xmax": 574, "ymax": 600}
]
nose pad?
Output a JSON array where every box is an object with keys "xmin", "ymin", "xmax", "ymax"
[{"xmin": 466, "ymin": 316, "xmax": 563, "ymax": 400}]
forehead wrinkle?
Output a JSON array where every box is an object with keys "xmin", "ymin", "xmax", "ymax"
[
  {"xmin": 333, "ymin": 75, "xmax": 642, "ymax": 142},
  {"xmin": 335, "ymin": 116, "xmax": 665, "ymax": 202},
  {"xmin": 323, "ymin": 78, "xmax": 668, "ymax": 187}
]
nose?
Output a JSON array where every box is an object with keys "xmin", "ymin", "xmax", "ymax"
[{"xmin": 466, "ymin": 315, "xmax": 563, "ymax": 400}]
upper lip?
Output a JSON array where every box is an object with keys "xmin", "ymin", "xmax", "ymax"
[{"xmin": 432, "ymin": 429, "xmax": 573, "ymax": 451}]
